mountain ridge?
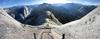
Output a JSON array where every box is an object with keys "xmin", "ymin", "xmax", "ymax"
[{"xmin": 2, "ymin": 3, "xmax": 97, "ymax": 26}]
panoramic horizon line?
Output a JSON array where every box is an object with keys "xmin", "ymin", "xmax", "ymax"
[{"xmin": 0, "ymin": 2, "xmax": 96, "ymax": 8}]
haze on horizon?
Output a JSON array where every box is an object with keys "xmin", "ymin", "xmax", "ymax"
[{"xmin": 0, "ymin": 0, "xmax": 99, "ymax": 8}]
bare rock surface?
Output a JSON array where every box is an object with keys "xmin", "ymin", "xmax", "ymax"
[
  {"xmin": 0, "ymin": 5, "xmax": 99, "ymax": 39},
  {"xmin": 0, "ymin": 9, "xmax": 61, "ymax": 39},
  {"xmin": 54, "ymin": 6, "xmax": 100, "ymax": 39}
]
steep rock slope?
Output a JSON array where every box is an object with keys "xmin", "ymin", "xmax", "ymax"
[
  {"xmin": 0, "ymin": 3, "xmax": 98, "ymax": 39},
  {"xmin": 54, "ymin": 6, "xmax": 100, "ymax": 39},
  {"xmin": 0, "ymin": 9, "xmax": 61, "ymax": 39}
]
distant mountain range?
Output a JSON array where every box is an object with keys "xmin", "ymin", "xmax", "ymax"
[{"xmin": 3, "ymin": 3, "xmax": 97, "ymax": 26}]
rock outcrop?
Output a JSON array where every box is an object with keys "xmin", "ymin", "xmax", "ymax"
[
  {"xmin": 54, "ymin": 6, "xmax": 100, "ymax": 39},
  {"xmin": 0, "ymin": 8, "xmax": 61, "ymax": 39},
  {"xmin": 0, "ymin": 3, "xmax": 99, "ymax": 39}
]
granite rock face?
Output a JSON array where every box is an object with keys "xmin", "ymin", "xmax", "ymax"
[
  {"xmin": 54, "ymin": 6, "xmax": 100, "ymax": 39},
  {"xmin": 0, "ymin": 4, "xmax": 99, "ymax": 39},
  {"xmin": 0, "ymin": 9, "xmax": 62, "ymax": 39}
]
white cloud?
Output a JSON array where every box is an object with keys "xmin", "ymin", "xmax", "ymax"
[{"xmin": 44, "ymin": 0, "xmax": 72, "ymax": 4}]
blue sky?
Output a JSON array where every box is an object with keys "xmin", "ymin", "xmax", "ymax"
[
  {"xmin": 0, "ymin": 0, "xmax": 99, "ymax": 8},
  {"xmin": 69, "ymin": 0, "xmax": 100, "ymax": 5}
]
